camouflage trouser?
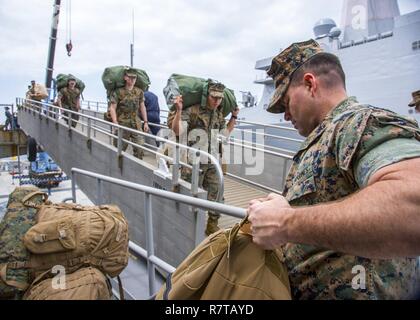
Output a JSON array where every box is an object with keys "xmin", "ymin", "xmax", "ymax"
[
  {"xmin": 63, "ymin": 106, "xmax": 79, "ymax": 128},
  {"xmin": 181, "ymin": 164, "xmax": 222, "ymax": 219},
  {"xmin": 113, "ymin": 122, "xmax": 145, "ymax": 159}
]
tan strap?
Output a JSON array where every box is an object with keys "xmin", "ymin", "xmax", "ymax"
[{"xmin": 239, "ymin": 217, "xmax": 252, "ymax": 235}]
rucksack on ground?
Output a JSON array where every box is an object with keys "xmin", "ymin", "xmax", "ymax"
[
  {"xmin": 163, "ymin": 74, "xmax": 237, "ymax": 117},
  {"xmin": 0, "ymin": 187, "xmax": 48, "ymax": 299},
  {"xmin": 155, "ymin": 219, "xmax": 292, "ymax": 300},
  {"xmin": 102, "ymin": 65, "xmax": 151, "ymax": 122},
  {"xmin": 1, "ymin": 187, "xmax": 130, "ymax": 300},
  {"xmin": 23, "ymin": 267, "xmax": 112, "ymax": 300},
  {"xmin": 56, "ymin": 73, "xmax": 86, "ymax": 94}
]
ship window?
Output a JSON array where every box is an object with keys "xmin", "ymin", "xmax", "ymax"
[{"xmin": 413, "ymin": 41, "xmax": 420, "ymax": 50}]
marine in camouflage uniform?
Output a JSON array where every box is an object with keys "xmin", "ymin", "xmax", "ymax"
[
  {"xmin": 109, "ymin": 86, "xmax": 146, "ymax": 159},
  {"xmin": 108, "ymin": 66, "xmax": 154, "ymax": 161},
  {"xmin": 168, "ymin": 82, "xmax": 239, "ymax": 236},
  {"xmin": 57, "ymin": 78, "xmax": 81, "ymax": 128},
  {"xmin": 282, "ymin": 97, "xmax": 420, "ymax": 299},
  {"xmin": 248, "ymin": 39, "xmax": 420, "ymax": 300}
]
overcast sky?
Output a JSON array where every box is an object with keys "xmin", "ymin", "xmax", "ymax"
[{"xmin": 1, "ymin": 0, "xmax": 419, "ymax": 119}]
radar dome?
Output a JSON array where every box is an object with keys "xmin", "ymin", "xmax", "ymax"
[
  {"xmin": 313, "ymin": 18, "xmax": 337, "ymax": 39},
  {"xmin": 329, "ymin": 27, "xmax": 342, "ymax": 39}
]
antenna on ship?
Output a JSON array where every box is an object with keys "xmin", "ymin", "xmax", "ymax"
[{"xmin": 130, "ymin": 9, "xmax": 135, "ymax": 67}]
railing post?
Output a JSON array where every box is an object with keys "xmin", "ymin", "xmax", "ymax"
[
  {"xmin": 71, "ymin": 171, "xmax": 77, "ymax": 203},
  {"xmin": 68, "ymin": 111, "xmax": 72, "ymax": 131},
  {"xmin": 117, "ymin": 127, "xmax": 123, "ymax": 169},
  {"xmin": 87, "ymin": 118, "xmax": 92, "ymax": 140},
  {"xmin": 97, "ymin": 178, "xmax": 102, "ymax": 205},
  {"xmin": 117, "ymin": 127, "xmax": 123, "ymax": 156},
  {"xmin": 192, "ymin": 151, "xmax": 205, "ymax": 246},
  {"xmin": 172, "ymin": 145, "xmax": 180, "ymax": 191},
  {"xmin": 144, "ymin": 193, "xmax": 157, "ymax": 296}
]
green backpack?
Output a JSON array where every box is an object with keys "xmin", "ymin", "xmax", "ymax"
[
  {"xmin": 0, "ymin": 187, "xmax": 48, "ymax": 299},
  {"xmin": 56, "ymin": 74, "xmax": 86, "ymax": 94},
  {"xmin": 102, "ymin": 66, "xmax": 150, "ymax": 97},
  {"xmin": 163, "ymin": 74, "xmax": 237, "ymax": 117}
]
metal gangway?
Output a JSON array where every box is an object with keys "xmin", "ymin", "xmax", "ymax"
[{"xmin": 16, "ymin": 97, "xmax": 300, "ymax": 281}]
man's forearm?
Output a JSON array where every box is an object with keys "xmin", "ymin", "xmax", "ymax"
[
  {"xmin": 140, "ymin": 103, "xmax": 148, "ymax": 123},
  {"xmin": 171, "ymin": 111, "xmax": 183, "ymax": 136},
  {"xmin": 227, "ymin": 118, "xmax": 236, "ymax": 134},
  {"xmin": 286, "ymin": 171, "xmax": 420, "ymax": 259}
]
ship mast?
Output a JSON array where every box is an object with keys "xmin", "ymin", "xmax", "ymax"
[{"xmin": 45, "ymin": 0, "xmax": 62, "ymax": 97}]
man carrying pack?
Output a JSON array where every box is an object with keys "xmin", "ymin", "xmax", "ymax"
[
  {"xmin": 169, "ymin": 81, "xmax": 239, "ymax": 236},
  {"xmin": 57, "ymin": 76, "xmax": 81, "ymax": 128},
  {"xmin": 109, "ymin": 68, "xmax": 149, "ymax": 160},
  {"xmin": 247, "ymin": 39, "xmax": 420, "ymax": 300}
]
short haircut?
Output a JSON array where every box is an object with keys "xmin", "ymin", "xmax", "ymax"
[{"xmin": 290, "ymin": 52, "xmax": 346, "ymax": 89}]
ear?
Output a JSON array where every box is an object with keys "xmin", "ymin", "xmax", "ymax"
[{"xmin": 303, "ymin": 73, "xmax": 317, "ymax": 96}]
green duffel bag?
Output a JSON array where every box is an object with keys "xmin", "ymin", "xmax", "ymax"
[
  {"xmin": 102, "ymin": 66, "xmax": 150, "ymax": 97},
  {"xmin": 0, "ymin": 187, "xmax": 48, "ymax": 300},
  {"xmin": 56, "ymin": 73, "xmax": 86, "ymax": 93},
  {"xmin": 163, "ymin": 74, "xmax": 238, "ymax": 117}
]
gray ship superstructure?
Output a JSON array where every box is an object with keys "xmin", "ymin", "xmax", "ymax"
[{"xmin": 240, "ymin": 0, "xmax": 420, "ymax": 125}]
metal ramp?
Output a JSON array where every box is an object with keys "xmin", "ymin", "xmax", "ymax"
[{"xmin": 17, "ymin": 98, "xmax": 296, "ymax": 274}]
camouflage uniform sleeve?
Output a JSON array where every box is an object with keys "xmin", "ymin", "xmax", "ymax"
[
  {"xmin": 354, "ymin": 138, "xmax": 420, "ymax": 187},
  {"xmin": 167, "ymin": 108, "xmax": 193, "ymax": 130},
  {"xmin": 57, "ymin": 88, "xmax": 64, "ymax": 99},
  {"xmin": 219, "ymin": 110, "xmax": 227, "ymax": 130},
  {"xmin": 335, "ymin": 108, "xmax": 420, "ymax": 185},
  {"xmin": 139, "ymin": 89, "xmax": 145, "ymax": 104},
  {"xmin": 109, "ymin": 90, "xmax": 119, "ymax": 105}
]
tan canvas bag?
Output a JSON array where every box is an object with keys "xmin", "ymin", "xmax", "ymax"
[
  {"xmin": 23, "ymin": 267, "xmax": 112, "ymax": 300},
  {"xmin": 156, "ymin": 219, "xmax": 291, "ymax": 300}
]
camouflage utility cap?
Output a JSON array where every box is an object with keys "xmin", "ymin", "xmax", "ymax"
[
  {"xmin": 208, "ymin": 81, "xmax": 225, "ymax": 99},
  {"xmin": 68, "ymin": 75, "xmax": 76, "ymax": 82},
  {"xmin": 267, "ymin": 39, "xmax": 323, "ymax": 114},
  {"xmin": 124, "ymin": 67, "xmax": 137, "ymax": 78},
  {"xmin": 408, "ymin": 90, "xmax": 420, "ymax": 108}
]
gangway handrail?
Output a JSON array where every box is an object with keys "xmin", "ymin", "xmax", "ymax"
[
  {"xmin": 17, "ymin": 98, "xmax": 224, "ymax": 202},
  {"xmin": 160, "ymin": 108, "xmax": 299, "ymax": 133},
  {"xmin": 70, "ymin": 167, "xmax": 246, "ymax": 298},
  {"xmin": 81, "ymin": 100, "xmax": 302, "ymax": 147}
]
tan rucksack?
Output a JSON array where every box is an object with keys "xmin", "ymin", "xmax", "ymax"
[
  {"xmin": 155, "ymin": 219, "xmax": 292, "ymax": 300},
  {"xmin": 23, "ymin": 203, "xmax": 129, "ymax": 278},
  {"xmin": 23, "ymin": 267, "xmax": 112, "ymax": 300}
]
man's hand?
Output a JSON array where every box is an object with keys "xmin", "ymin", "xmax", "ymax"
[
  {"xmin": 174, "ymin": 96, "xmax": 183, "ymax": 112},
  {"xmin": 232, "ymin": 107, "xmax": 240, "ymax": 117},
  {"xmin": 143, "ymin": 122, "xmax": 150, "ymax": 133},
  {"xmin": 247, "ymin": 193, "xmax": 293, "ymax": 250}
]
